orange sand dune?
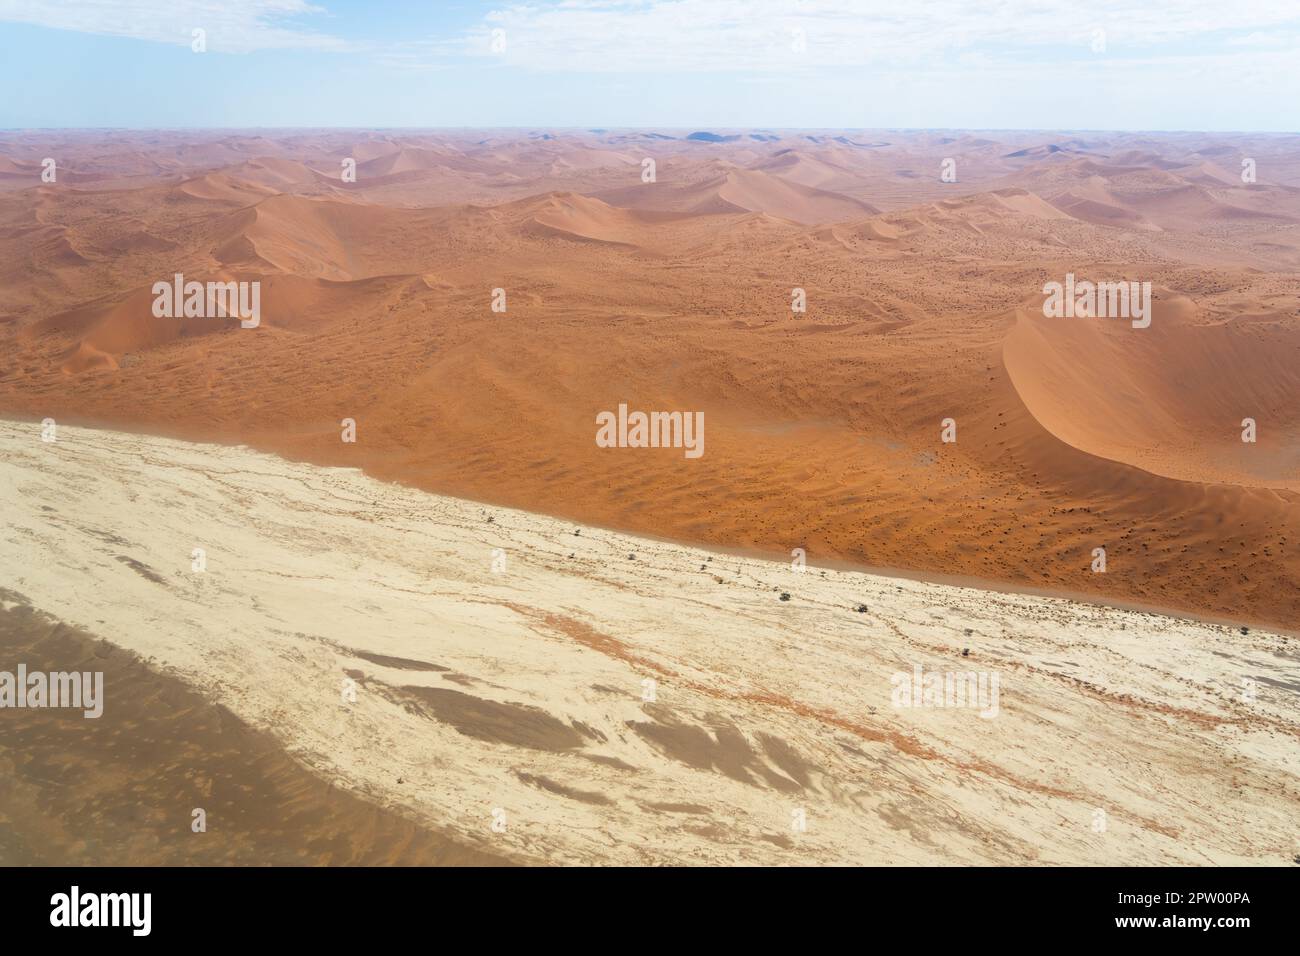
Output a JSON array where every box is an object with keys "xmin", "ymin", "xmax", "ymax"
[
  {"xmin": 1, "ymin": 129, "xmax": 1298, "ymax": 634},
  {"xmin": 223, "ymin": 156, "xmax": 337, "ymax": 189},
  {"xmin": 1005, "ymin": 296, "xmax": 1300, "ymax": 487},
  {"xmin": 24, "ymin": 283, "xmax": 241, "ymax": 372},
  {"xmin": 1001, "ymin": 155, "xmax": 1300, "ymax": 232},
  {"xmin": 596, "ymin": 162, "xmax": 879, "ymax": 224},
  {"xmin": 172, "ymin": 172, "xmax": 279, "ymax": 204},
  {"xmin": 357, "ymin": 146, "xmax": 458, "ymax": 177},
  {"xmin": 516, "ymin": 192, "xmax": 694, "ymax": 247},
  {"xmin": 206, "ymin": 194, "xmax": 471, "ymax": 279}
]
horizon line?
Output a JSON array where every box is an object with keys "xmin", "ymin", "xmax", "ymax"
[{"xmin": 5, "ymin": 125, "xmax": 1299, "ymax": 135}]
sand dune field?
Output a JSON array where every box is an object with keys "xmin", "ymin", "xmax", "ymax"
[{"xmin": 2, "ymin": 130, "xmax": 1297, "ymax": 634}]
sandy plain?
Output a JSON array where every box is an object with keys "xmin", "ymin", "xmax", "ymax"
[{"xmin": 1, "ymin": 421, "xmax": 1296, "ymax": 865}]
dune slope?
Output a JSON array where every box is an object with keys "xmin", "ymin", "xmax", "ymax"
[{"xmin": 1, "ymin": 421, "xmax": 1296, "ymax": 865}]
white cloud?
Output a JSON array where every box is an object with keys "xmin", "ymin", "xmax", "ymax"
[
  {"xmin": 428, "ymin": 0, "xmax": 1300, "ymax": 72},
  {"xmin": 1227, "ymin": 30, "xmax": 1300, "ymax": 48},
  {"xmin": 0, "ymin": 0, "xmax": 347, "ymax": 53}
]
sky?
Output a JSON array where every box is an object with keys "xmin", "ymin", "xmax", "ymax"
[{"xmin": 1, "ymin": 0, "xmax": 1298, "ymax": 131}]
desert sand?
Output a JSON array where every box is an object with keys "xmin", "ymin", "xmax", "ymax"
[
  {"xmin": 0, "ymin": 595, "xmax": 506, "ymax": 866},
  {"xmin": 1, "ymin": 129, "xmax": 1297, "ymax": 632},
  {"xmin": 1, "ymin": 421, "xmax": 1296, "ymax": 865}
]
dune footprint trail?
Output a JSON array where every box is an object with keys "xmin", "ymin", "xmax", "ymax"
[{"xmin": 1, "ymin": 421, "xmax": 1297, "ymax": 865}]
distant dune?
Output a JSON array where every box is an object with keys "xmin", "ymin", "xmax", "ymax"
[
  {"xmin": 594, "ymin": 162, "xmax": 879, "ymax": 223},
  {"xmin": 0, "ymin": 128, "xmax": 1297, "ymax": 637}
]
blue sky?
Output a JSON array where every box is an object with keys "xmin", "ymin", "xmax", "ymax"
[{"xmin": 2, "ymin": 1, "xmax": 1298, "ymax": 130}]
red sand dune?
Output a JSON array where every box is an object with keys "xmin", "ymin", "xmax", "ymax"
[
  {"xmin": 1005, "ymin": 295, "xmax": 1300, "ymax": 486},
  {"xmin": 1, "ymin": 128, "xmax": 1298, "ymax": 632}
]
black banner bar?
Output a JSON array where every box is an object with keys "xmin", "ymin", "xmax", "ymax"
[{"xmin": 2, "ymin": 866, "xmax": 1292, "ymax": 942}]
